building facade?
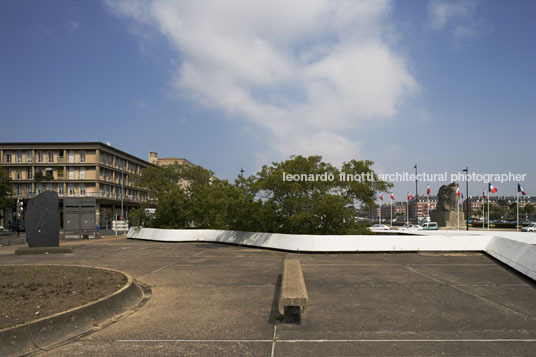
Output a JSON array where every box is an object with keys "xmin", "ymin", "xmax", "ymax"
[
  {"xmin": 0, "ymin": 142, "xmax": 154, "ymax": 228},
  {"xmin": 148, "ymin": 152, "xmax": 195, "ymax": 168}
]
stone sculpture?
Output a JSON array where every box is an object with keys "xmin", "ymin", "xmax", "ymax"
[{"xmin": 431, "ymin": 182, "xmax": 464, "ymax": 229}]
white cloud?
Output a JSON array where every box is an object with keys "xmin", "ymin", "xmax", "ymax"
[
  {"xmin": 66, "ymin": 20, "xmax": 80, "ymax": 32},
  {"xmin": 426, "ymin": 0, "xmax": 487, "ymax": 42},
  {"xmin": 106, "ymin": 0, "xmax": 418, "ymax": 165}
]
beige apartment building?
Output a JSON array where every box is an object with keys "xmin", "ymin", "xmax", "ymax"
[
  {"xmin": 148, "ymin": 151, "xmax": 195, "ymax": 168},
  {"xmin": 0, "ymin": 142, "xmax": 154, "ymax": 228}
]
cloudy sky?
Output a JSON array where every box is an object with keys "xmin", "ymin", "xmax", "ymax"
[{"xmin": 1, "ymin": 0, "xmax": 535, "ymax": 197}]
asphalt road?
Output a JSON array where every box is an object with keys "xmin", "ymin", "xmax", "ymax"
[{"xmin": 1, "ymin": 237, "xmax": 535, "ymax": 356}]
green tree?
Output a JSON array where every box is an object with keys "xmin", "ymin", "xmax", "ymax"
[
  {"xmin": 522, "ymin": 203, "xmax": 535, "ymax": 215},
  {"xmin": 250, "ymin": 155, "xmax": 390, "ymax": 234},
  {"xmin": 136, "ymin": 155, "xmax": 389, "ymax": 235},
  {"xmin": 0, "ymin": 168, "xmax": 12, "ymax": 209}
]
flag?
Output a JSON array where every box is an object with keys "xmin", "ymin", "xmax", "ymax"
[
  {"xmin": 461, "ymin": 192, "xmax": 464, "ymax": 202},
  {"xmin": 407, "ymin": 193, "xmax": 412, "ymax": 200},
  {"xmin": 390, "ymin": 193, "xmax": 395, "ymax": 200},
  {"xmin": 426, "ymin": 185, "xmax": 431, "ymax": 195},
  {"xmin": 518, "ymin": 183, "xmax": 526, "ymax": 196},
  {"xmin": 380, "ymin": 194, "xmax": 383, "ymax": 201},
  {"xmin": 489, "ymin": 183, "xmax": 497, "ymax": 194},
  {"xmin": 483, "ymin": 191, "xmax": 487, "ymax": 200},
  {"xmin": 456, "ymin": 184, "xmax": 461, "ymax": 197}
]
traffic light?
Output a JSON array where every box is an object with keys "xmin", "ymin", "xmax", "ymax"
[{"xmin": 16, "ymin": 198, "xmax": 23, "ymax": 219}]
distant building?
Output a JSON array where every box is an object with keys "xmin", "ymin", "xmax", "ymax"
[
  {"xmin": 0, "ymin": 142, "xmax": 154, "ymax": 228},
  {"xmin": 148, "ymin": 152, "xmax": 195, "ymax": 168}
]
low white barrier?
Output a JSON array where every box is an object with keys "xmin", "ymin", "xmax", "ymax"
[
  {"xmin": 127, "ymin": 227, "xmax": 492, "ymax": 252},
  {"xmin": 127, "ymin": 227, "xmax": 536, "ymax": 281},
  {"xmin": 485, "ymin": 236, "xmax": 536, "ymax": 281}
]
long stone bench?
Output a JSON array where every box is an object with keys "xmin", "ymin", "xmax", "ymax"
[{"xmin": 279, "ymin": 258, "xmax": 309, "ymax": 317}]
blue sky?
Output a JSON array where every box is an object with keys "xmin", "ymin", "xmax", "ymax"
[{"xmin": 1, "ymin": 0, "xmax": 535, "ymax": 198}]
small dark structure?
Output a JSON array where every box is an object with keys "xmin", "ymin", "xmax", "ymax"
[
  {"xmin": 63, "ymin": 197, "xmax": 97, "ymax": 239},
  {"xmin": 25, "ymin": 191, "xmax": 60, "ymax": 247}
]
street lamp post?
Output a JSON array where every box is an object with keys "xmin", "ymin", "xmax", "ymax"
[
  {"xmin": 462, "ymin": 166, "xmax": 469, "ymax": 231},
  {"xmin": 414, "ymin": 164, "xmax": 418, "ymax": 223}
]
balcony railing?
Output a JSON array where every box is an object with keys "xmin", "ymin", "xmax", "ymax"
[{"xmin": 11, "ymin": 191, "xmax": 148, "ymax": 203}]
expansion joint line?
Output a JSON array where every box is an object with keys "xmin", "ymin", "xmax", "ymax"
[
  {"xmin": 380, "ymin": 256, "xmax": 527, "ymax": 317},
  {"xmin": 271, "ymin": 324, "xmax": 277, "ymax": 357},
  {"xmin": 137, "ymin": 250, "xmax": 207, "ymax": 279}
]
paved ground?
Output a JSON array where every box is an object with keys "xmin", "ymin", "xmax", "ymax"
[{"xmin": 1, "ymin": 237, "xmax": 535, "ymax": 356}]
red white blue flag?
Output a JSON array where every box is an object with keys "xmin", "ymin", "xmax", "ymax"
[
  {"xmin": 407, "ymin": 193, "xmax": 412, "ymax": 200},
  {"xmin": 483, "ymin": 191, "xmax": 488, "ymax": 200},
  {"xmin": 489, "ymin": 183, "xmax": 497, "ymax": 194},
  {"xmin": 518, "ymin": 183, "xmax": 526, "ymax": 196},
  {"xmin": 426, "ymin": 185, "xmax": 431, "ymax": 195},
  {"xmin": 390, "ymin": 193, "xmax": 395, "ymax": 200},
  {"xmin": 456, "ymin": 185, "xmax": 461, "ymax": 197},
  {"xmin": 380, "ymin": 194, "xmax": 383, "ymax": 201}
]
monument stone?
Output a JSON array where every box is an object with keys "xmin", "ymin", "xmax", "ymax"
[
  {"xmin": 25, "ymin": 190, "xmax": 60, "ymax": 247},
  {"xmin": 430, "ymin": 182, "xmax": 465, "ymax": 229}
]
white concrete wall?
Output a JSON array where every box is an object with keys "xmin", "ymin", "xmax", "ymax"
[
  {"xmin": 127, "ymin": 227, "xmax": 492, "ymax": 252},
  {"xmin": 485, "ymin": 236, "xmax": 536, "ymax": 281},
  {"xmin": 127, "ymin": 227, "xmax": 536, "ymax": 281}
]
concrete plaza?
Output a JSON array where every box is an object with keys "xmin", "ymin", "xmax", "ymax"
[{"xmin": 1, "ymin": 237, "xmax": 535, "ymax": 356}]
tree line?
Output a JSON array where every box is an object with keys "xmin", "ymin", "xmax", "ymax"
[{"xmin": 131, "ymin": 155, "xmax": 391, "ymax": 235}]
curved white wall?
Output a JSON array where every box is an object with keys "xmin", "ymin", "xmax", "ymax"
[
  {"xmin": 127, "ymin": 227, "xmax": 536, "ymax": 281},
  {"xmin": 127, "ymin": 227, "xmax": 492, "ymax": 252}
]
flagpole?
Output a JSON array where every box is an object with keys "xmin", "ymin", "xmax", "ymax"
[
  {"xmin": 457, "ymin": 194, "xmax": 460, "ymax": 230},
  {"xmin": 406, "ymin": 193, "xmax": 409, "ymax": 226},
  {"xmin": 517, "ymin": 186, "xmax": 519, "ymax": 231},
  {"xmin": 390, "ymin": 199, "xmax": 393, "ymax": 228},
  {"xmin": 487, "ymin": 193, "xmax": 490, "ymax": 230},
  {"xmin": 482, "ymin": 194, "xmax": 485, "ymax": 229}
]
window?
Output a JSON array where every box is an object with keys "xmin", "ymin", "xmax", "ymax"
[
  {"xmin": 79, "ymin": 167, "xmax": 86, "ymax": 180},
  {"xmin": 47, "ymin": 184, "xmax": 53, "ymax": 192},
  {"xmin": 15, "ymin": 170, "xmax": 21, "ymax": 180},
  {"xmin": 68, "ymin": 151, "xmax": 74, "ymax": 163},
  {"xmin": 58, "ymin": 185, "xmax": 63, "ymax": 196},
  {"xmin": 4, "ymin": 152, "xmax": 11, "ymax": 163},
  {"xmin": 26, "ymin": 184, "xmax": 32, "ymax": 196},
  {"xmin": 37, "ymin": 151, "xmax": 43, "ymax": 163},
  {"xmin": 79, "ymin": 183, "xmax": 85, "ymax": 196},
  {"xmin": 15, "ymin": 184, "xmax": 21, "ymax": 196},
  {"xmin": 68, "ymin": 184, "xmax": 75, "ymax": 196},
  {"xmin": 16, "ymin": 151, "xmax": 22, "ymax": 163},
  {"xmin": 58, "ymin": 150, "xmax": 64, "ymax": 160},
  {"xmin": 26, "ymin": 168, "xmax": 32, "ymax": 180},
  {"xmin": 27, "ymin": 151, "xmax": 32, "ymax": 163},
  {"xmin": 37, "ymin": 184, "xmax": 43, "ymax": 194},
  {"xmin": 68, "ymin": 167, "xmax": 75, "ymax": 180},
  {"xmin": 79, "ymin": 150, "xmax": 86, "ymax": 163},
  {"xmin": 47, "ymin": 151, "xmax": 53, "ymax": 163}
]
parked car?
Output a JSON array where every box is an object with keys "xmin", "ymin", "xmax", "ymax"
[
  {"xmin": 0, "ymin": 225, "xmax": 4, "ymax": 231},
  {"xmin": 368, "ymin": 224, "xmax": 391, "ymax": 231},
  {"xmin": 521, "ymin": 223, "xmax": 536, "ymax": 232},
  {"xmin": 8, "ymin": 222, "xmax": 25, "ymax": 232},
  {"xmin": 421, "ymin": 222, "xmax": 438, "ymax": 230},
  {"xmin": 398, "ymin": 224, "xmax": 423, "ymax": 231}
]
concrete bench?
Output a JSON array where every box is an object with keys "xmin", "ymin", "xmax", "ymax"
[{"xmin": 279, "ymin": 259, "xmax": 309, "ymax": 316}]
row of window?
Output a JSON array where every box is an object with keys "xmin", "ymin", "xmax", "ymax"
[
  {"xmin": 2, "ymin": 150, "xmax": 86, "ymax": 164},
  {"xmin": 13, "ymin": 183, "xmax": 89, "ymax": 196},
  {"xmin": 11, "ymin": 167, "xmax": 89, "ymax": 180},
  {"xmin": 100, "ymin": 152, "xmax": 141, "ymax": 174}
]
